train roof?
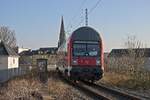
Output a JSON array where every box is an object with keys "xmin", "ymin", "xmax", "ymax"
[{"xmin": 71, "ymin": 26, "xmax": 101, "ymax": 41}]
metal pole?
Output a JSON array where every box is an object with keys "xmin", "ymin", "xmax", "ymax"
[{"xmin": 85, "ymin": 8, "xmax": 88, "ymax": 26}]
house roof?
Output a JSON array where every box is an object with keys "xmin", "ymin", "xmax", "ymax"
[
  {"xmin": 39, "ymin": 47, "xmax": 57, "ymax": 51},
  {"xmin": 19, "ymin": 47, "xmax": 58, "ymax": 56},
  {"xmin": 38, "ymin": 47, "xmax": 58, "ymax": 54},
  {"xmin": 0, "ymin": 41, "xmax": 18, "ymax": 56},
  {"xmin": 109, "ymin": 48, "xmax": 150, "ymax": 57},
  {"xmin": 19, "ymin": 50, "xmax": 32, "ymax": 56}
]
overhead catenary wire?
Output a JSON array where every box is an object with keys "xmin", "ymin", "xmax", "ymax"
[
  {"xmin": 89, "ymin": 0, "xmax": 102, "ymax": 15},
  {"xmin": 66, "ymin": 0, "xmax": 88, "ymax": 32},
  {"xmin": 72, "ymin": 0, "xmax": 102, "ymax": 30}
]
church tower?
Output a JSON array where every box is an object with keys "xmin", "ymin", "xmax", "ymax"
[{"xmin": 58, "ymin": 16, "xmax": 66, "ymax": 48}]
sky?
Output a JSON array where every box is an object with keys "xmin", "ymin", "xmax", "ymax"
[{"xmin": 0, "ymin": 0, "xmax": 150, "ymax": 52}]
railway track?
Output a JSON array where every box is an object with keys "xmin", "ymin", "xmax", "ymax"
[
  {"xmin": 62, "ymin": 76, "xmax": 148, "ymax": 100},
  {"xmin": 57, "ymin": 69, "xmax": 150, "ymax": 100},
  {"xmin": 62, "ymin": 78, "xmax": 109, "ymax": 100},
  {"xmin": 81, "ymin": 81, "xmax": 146, "ymax": 100}
]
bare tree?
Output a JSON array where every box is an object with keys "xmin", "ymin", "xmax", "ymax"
[
  {"xmin": 105, "ymin": 35, "xmax": 150, "ymax": 89},
  {"xmin": 108, "ymin": 35, "xmax": 148, "ymax": 81},
  {"xmin": 124, "ymin": 35, "xmax": 145, "ymax": 68},
  {"xmin": 0, "ymin": 26, "xmax": 17, "ymax": 48}
]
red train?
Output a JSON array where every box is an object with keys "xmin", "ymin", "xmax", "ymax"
[{"xmin": 57, "ymin": 26, "xmax": 104, "ymax": 82}]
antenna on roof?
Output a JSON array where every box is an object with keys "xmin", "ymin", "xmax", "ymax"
[{"xmin": 85, "ymin": 8, "xmax": 88, "ymax": 26}]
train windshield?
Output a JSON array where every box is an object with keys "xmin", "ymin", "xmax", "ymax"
[{"xmin": 73, "ymin": 42, "xmax": 100, "ymax": 57}]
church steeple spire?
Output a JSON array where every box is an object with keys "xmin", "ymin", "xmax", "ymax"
[{"xmin": 58, "ymin": 16, "xmax": 66, "ymax": 48}]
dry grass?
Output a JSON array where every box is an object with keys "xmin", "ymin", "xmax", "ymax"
[
  {"xmin": 105, "ymin": 43, "xmax": 150, "ymax": 90},
  {"xmin": 47, "ymin": 72, "xmax": 87, "ymax": 100},
  {"xmin": 101, "ymin": 71, "xmax": 150, "ymax": 90},
  {"xmin": 101, "ymin": 72, "xmax": 130, "ymax": 86},
  {"xmin": 104, "ymin": 54, "xmax": 150, "ymax": 90},
  {"xmin": 0, "ymin": 78, "xmax": 42, "ymax": 100},
  {"xmin": 0, "ymin": 71, "xmax": 89, "ymax": 100},
  {"xmin": 47, "ymin": 78, "xmax": 73, "ymax": 99}
]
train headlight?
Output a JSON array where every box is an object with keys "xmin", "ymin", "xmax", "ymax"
[
  {"xmin": 72, "ymin": 59, "xmax": 78, "ymax": 65},
  {"xmin": 96, "ymin": 60, "xmax": 100, "ymax": 65}
]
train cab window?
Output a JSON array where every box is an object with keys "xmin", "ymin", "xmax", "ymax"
[
  {"xmin": 87, "ymin": 44, "xmax": 100, "ymax": 57},
  {"xmin": 73, "ymin": 44, "xmax": 86, "ymax": 56},
  {"xmin": 73, "ymin": 42, "xmax": 100, "ymax": 57}
]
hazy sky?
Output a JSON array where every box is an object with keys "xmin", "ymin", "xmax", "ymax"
[{"xmin": 0, "ymin": 0, "xmax": 150, "ymax": 52}]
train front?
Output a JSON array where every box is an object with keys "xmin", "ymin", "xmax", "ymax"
[{"xmin": 68, "ymin": 26, "xmax": 104, "ymax": 82}]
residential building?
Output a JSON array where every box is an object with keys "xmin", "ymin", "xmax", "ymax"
[
  {"xmin": 19, "ymin": 47, "xmax": 58, "ymax": 70},
  {"xmin": 108, "ymin": 48, "xmax": 150, "ymax": 71},
  {"xmin": 32, "ymin": 47, "xmax": 58, "ymax": 67},
  {"xmin": 0, "ymin": 41, "xmax": 19, "ymax": 82}
]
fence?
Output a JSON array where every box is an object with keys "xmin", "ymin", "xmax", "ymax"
[{"xmin": 0, "ymin": 67, "xmax": 28, "ymax": 83}]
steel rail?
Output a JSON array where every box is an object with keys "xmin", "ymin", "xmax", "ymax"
[
  {"xmin": 82, "ymin": 81, "xmax": 148, "ymax": 100},
  {"xmin": 59, "ymin": 75, "xmax": 109, "ymax": 100}
]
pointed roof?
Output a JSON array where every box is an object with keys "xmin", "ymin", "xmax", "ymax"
[
  {"xmin": 58, "ymin": 16, "xmax": 66, "ymax": 47},
  {"xmin": 0, "ymin": 41, "xmax": 18, "ymax": 56},
  {"xmin": 60, "ymin": 16, "xmax": 65, "ymax": 36}
]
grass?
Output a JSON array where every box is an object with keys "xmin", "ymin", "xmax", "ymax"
[
  {"xmin": 47, "ymin": 78, "xmax": 73, "ymax": 99},
  {"xmin": 47, "ymin": 72, "xmax": 88, "ymax": 100},
  {"xmin": 0, "ymin": 78, "xmax": 42, "ymax": 100},
  {"xmin": 101, "ymin": 71, "xmax": 150, "ymax": 90},
  {"xmin": 0, "ymin": 71, "xmax": 89, "ymax": 100}
]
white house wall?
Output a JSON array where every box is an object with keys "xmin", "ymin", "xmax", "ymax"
[
  {"xmin": 8, "ymin": 56, "xmax": 19, "ymax": 69},
  {"xmin": 0, "ymin": 56, "xmax": 8, "ymax": 70}
]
